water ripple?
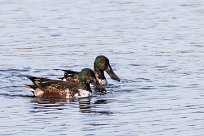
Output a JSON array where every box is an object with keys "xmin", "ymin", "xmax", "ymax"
[{"xmin": 1, "ymin": 0, "xmax": 204, "ymax": 135}]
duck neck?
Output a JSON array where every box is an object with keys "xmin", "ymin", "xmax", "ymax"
[
  {"xmin": 79, "ymin": 82, "xmax": 92, "ymax": 92},
  {"xmin": 94, "ymin": 66, "xmax": 106, "ymax": 81}
]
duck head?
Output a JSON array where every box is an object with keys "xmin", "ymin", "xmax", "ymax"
[
  {"xmin": 79, "ymin": 68, "xmax": 106, "ymax": 92},
  {"xmin": 94, "ymin": 55, "xmax": 120, "ymax": 84}
]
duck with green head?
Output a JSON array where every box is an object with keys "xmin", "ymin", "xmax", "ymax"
[
  {"xmin": 61, "ymin": 55, "xmax": 120, "ymax": 86},
  {"xmin": 26, "ymin": 68, "xmax": 105, "ymax": 98}
]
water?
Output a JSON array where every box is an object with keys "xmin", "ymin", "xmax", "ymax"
[{"xmin": 0, "ymin": 0, "xmax": 204, "ymax": 135}]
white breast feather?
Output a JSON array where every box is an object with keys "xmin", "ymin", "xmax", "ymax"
[{"xmin": 78, "ymin": 89, "xmax": 91, "ymax": 98}]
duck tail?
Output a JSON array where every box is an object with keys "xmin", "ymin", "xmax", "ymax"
[
  {"xmin": 25, "ymin": 84, "xmax": 37, "ymax": 94},
  {"xmin": 58, "ymin": 76, "xmax": 65, "ymax": 81},
  {"xmin": 27, "ymin": 75, "xmax": 38, "ymax": 83}
]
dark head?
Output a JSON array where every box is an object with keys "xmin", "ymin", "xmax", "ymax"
[
  {"xmin": 94, "ymin": 55, "xmax": 120, "ymax": 82},
  {"xmin": 79, "ymin": 68, "xmax": 105, "ymax": 92}
]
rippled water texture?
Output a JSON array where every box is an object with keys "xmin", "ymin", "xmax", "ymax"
[{"xmin": 1, "ymin": 0, "xmax": 204, "ymax": 135}]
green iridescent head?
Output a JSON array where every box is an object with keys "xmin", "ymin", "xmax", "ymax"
[
  {"xmin": 79, "ymin": 68, "xmax": 96, "ymax": 84},
  {"xmin": 94, "ymin": 55, "xmax": 120, "ymax": 81},
  {"xmin": 79, "ymin": 68, "xmax": 105, "ymax": 92},
  {"xmin": 94, "ymin": 55, "xmax": 109, "ymax": 71}
]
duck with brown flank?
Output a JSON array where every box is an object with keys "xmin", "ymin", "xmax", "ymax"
[{"xmin": 26, "ymin": 68, "xmax": 105, "ymax": 98}]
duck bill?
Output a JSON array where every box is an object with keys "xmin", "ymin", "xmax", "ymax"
[{"xmin": 105, "ymin": 66, "xmax": 120, "ymax": 81}]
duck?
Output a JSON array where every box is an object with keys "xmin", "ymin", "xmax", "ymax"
[
  {"xmin": 26, "ymin": 68, "xmax": 105, "ymax": 99},
  {"xmin": 61, "ymin": 55, "xmax": 120, "ymax": 86}
]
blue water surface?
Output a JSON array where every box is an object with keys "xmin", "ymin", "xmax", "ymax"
[{"xmin": 0, "ymin": 0, "xmax": 204, "ymax": 135}]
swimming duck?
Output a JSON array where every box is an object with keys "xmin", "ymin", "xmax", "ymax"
[
  {"xmin": 26, "ymin": 68, "xmax": 105, "ymax": 99},
  {"xmin": 61, "ymin": 55, "xmax": 120, "ymax": 86}
]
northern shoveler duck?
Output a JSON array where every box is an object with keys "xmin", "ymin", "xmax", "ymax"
[
  {"xmin": 61, "ymin": 55, "xmax": 120, "ymax": 86},
  {"xmin": 26, "ymin": 68, "xmax": 105, "ymax": 99}
]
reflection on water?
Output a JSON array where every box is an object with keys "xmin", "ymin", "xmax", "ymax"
[{"xmin": 29, "ymin": 97, "xmax": 113, "ymax": 115}]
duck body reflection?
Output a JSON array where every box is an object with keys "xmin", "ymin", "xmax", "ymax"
[{"xmin": 30, "ymin": 96, "xmax": 113, "ymax": 115}]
